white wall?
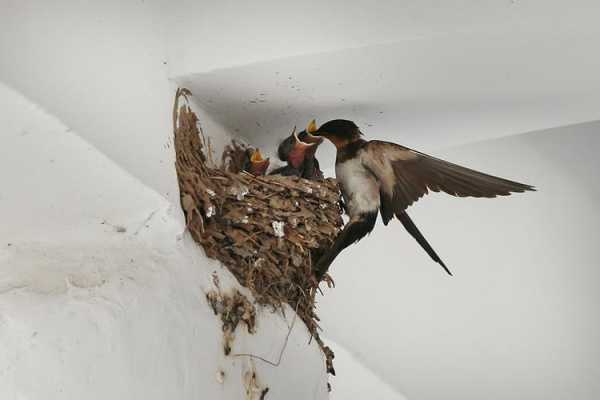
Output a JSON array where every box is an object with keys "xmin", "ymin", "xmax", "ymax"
[
  {"xmin": 328, "ymin": 338, "xmax": 407, "ymax": 400},
  {"xmin": 0, "ymin": 82, "xmax": 331, "ymax": 400},
  {"xmin": 0, "ymin": 0, "xmax": 233, "ymax": 208},
  {"xmin": 318, "ymin": 122, "xmax": 600, "ymax": 400}
]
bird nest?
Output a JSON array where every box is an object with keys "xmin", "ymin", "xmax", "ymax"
[{"xmin": 172, "ymin": 89, "xmax": 342, "ymax": 375}]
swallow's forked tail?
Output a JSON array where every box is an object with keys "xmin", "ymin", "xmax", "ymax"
[{"xmin": 396, "ymin": 211, "xmax": 452, "ymax": 276}]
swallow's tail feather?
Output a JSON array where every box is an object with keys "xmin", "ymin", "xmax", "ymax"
[{"xmin": 396, "ymin": 211, "xmax": 452, "ymax": 276}]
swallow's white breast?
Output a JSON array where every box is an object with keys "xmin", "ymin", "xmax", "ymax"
[{"xmin": 335, "ymin": 157, "xmax": 380, "ymax": 218}]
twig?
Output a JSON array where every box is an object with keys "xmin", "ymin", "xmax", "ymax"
[{"xmin": 232, "ymin": 302, "xmax": 299, "ymax": 367}]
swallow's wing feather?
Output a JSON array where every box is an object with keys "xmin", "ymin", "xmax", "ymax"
[{"xmin": 360, "ymin": 140, "xmax": 535, "ymax": 223}]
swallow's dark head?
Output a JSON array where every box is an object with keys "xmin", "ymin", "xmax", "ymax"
[{"xmin": 307, "ymin": 119, "xmax": 362, "ymax": 148}]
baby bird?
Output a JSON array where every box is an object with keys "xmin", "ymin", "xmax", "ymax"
[
  {"xmin": 244, "ymin": 148, "xmax": 270, "ymax": 176},
  {"xmin": 269, "ymin": 124, "xmax": 324, "ymax": 179}
]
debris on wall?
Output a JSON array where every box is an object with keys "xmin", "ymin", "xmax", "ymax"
[
  {"xmin": 206, "ymin": 273, "xmax": 257, "ymax": 355},
  {"xmin": 172, "ymin": 88, "xmax": 342, "ymax": 377},
  {"xmin": 242, "ymin": 360, "xmax": 269, "ymax": 400}
]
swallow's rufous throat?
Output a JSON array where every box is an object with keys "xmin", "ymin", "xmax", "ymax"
[{"xmin": 306, "ymin": 119, "xmax": 535, "ymax": 279}]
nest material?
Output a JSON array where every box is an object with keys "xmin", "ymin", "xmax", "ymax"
[{"xmin": 173, "ymin": 89, "xmax": 342, "ymax": 375}]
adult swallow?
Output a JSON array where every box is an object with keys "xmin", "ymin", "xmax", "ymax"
[{"xmin": 306, "ymin": 119, "xmax": 535, "ymax": 279}]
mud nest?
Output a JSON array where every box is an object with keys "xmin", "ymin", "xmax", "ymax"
[{"xmin": 172, "ymin": 89, "xmax": 342, "ymax": 375}]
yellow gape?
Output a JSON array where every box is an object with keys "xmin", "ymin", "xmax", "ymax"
[
  {"xmin": 306, "ymin": 119, "xmax": 318, "ymax": 134},
  {"xmin": 250, "ymin": 149, "xmax": 264, "ymax": 162}
]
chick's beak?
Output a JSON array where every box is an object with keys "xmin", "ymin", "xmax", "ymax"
[
  {"xmin": 250, "ymin": 149, "xmax": 264, "ymax": 162},
  {"xmin": 249, "ymin": 149, "xmax": 270, "ymax": 175}
]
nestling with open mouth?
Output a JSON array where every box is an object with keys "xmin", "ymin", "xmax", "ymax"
[{"xmin": 269, "ymin": 126, "xmax": 324, "ymax": 180}]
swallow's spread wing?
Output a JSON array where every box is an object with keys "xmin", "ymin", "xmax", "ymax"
[{"xmin": 360, "ymin": 140, "xmax": 535, "ymax": 224}]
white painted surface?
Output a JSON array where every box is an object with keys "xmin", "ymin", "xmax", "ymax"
[
  {"xmin": 328, "ymin": 338, "xmax": 407, "ymax": 400},
  {"xmin": 0, "ymin": 0, "xmax": 233, "ymax": 207},
  {"xmin": 174, "ymin": 0, "xmax": 600, "ymax": 166},
  {"xmin": 169, "ymin": 0, "xmax": 600, "ymax": 75},
  {"xmin": 318, "ymin": 122, "xmax": 600, "ymax": 400},
  {"xmin": 180, "ymin": 30, "xmax": 600, "ymax": 166},
  {"xmin": 0, "ymin": 82, "xmax": 329, "ymax": 399}
]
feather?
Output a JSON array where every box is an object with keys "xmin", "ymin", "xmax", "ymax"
[{"xmin": 361, "ymin": 140, "xmax": 535, "ymax": 213}]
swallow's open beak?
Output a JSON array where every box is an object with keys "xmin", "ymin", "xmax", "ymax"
[
  {"xmin": 305, "ymin": 119, "xmax": 321, "ymax": 137},
  {"xmin": 249, "ymin": 149, "xmax": 270, "ymax": 175},
  {"xmin": 301, "ymin": 119, "xmax": 324, "ymax": 146}
]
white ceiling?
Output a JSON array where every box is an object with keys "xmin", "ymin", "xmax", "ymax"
[
  {"xmin": 170, "ymin": 0, "xmax": 600, "ymax": 75},
  {"xmin": 181, "ymin": 27, "xmax": 600, "ymax": 163},
  {"xmin": 172, "ymin": 0, "xmax": 600, "ymax": 162}
]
